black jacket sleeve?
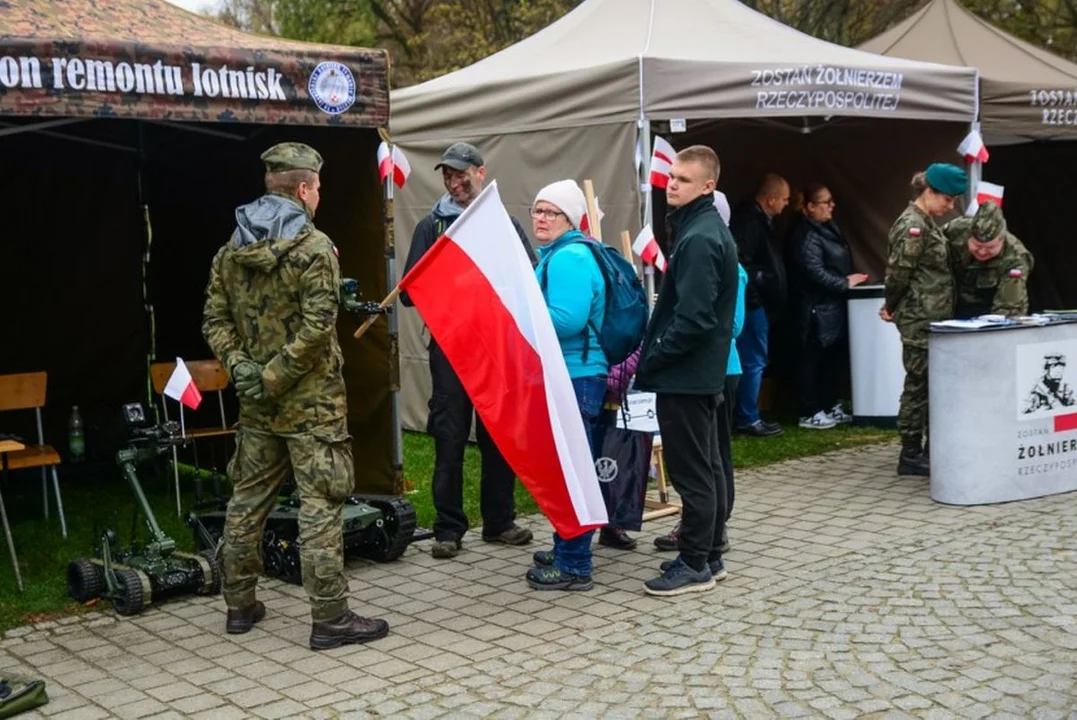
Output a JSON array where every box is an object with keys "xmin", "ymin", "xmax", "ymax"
[
  {"xmin": 400, "ymin": 215, "xmax": 438, "ymax": 308},
  {"xmin": 511, "ymin": 217, "xmax": 538, "ymax": 267},
  {"xmin": 799, "ymin": 229, "xmax": 849, "ymax": 296}
]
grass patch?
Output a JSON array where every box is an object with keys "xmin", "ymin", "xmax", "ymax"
[{"xmin": 0, "ymin": 423, "xmax": 892, "ymax": 632}]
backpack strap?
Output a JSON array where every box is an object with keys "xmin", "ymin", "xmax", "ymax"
[{"xmin": 539, "ymin": 237, "xmax": 606, "ymax": 364}]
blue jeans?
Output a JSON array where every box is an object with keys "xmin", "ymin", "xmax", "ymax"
[
  {"xmin": 552, "ymin": 375, "xmax": 606, "ymax": 577},
  {"xmin": 735, "ymin": 307, "xmax": 769, "ymax": 427}
]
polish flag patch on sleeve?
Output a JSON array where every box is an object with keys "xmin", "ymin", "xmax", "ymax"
[
  {"xmin": 1008, "ymin": 268, "xmax": 1022, "ymax": 278},
  {"xmin": 908, "ymin": 227, "xmax": 921, "ymax": 237}
]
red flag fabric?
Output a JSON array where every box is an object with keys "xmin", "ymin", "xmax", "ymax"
[
  {"xmin": 649, "ymin": 136, "xmax": 675, "ymax": 190},
  {"xmin": 400, "ymin": 182, "xmax": 607, "ymax": 539},
  {"xmin": 632, "ymin": 223, "xmax": 667, "ymax": 272},
  {"xmin": 164, "ymin": 358, "xmax": 202, "ymax": 410}
]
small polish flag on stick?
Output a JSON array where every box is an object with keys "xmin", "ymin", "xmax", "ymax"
[
  {"xmin": 164, "ymin": 358, "xmax": 202, "ymax": 410},
  {"xmin": 965, "ymin": 181, "xmax": 1005, "ymax": 217},
  {"xmin": 376, "ymin": 142, "xmax": 411, "ymax": 189},
  {"xmin": 580, "ymin": 195, "xmax": 604, "ymax": 235},
  {"xmin": 958, "ymin": 130, "xmax": 990, "ymax": 163},
  {"xmin": 632, "ymin": 224, "xmax": 667, "ymax": 272},
  {"xmin": 649, "ymin": 136, "xmax": 675, "ymax": 190}
]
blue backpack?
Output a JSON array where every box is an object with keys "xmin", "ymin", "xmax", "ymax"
[{"xmin": 539, "ymin": 238, "xmax": 649, "ymax": 366}]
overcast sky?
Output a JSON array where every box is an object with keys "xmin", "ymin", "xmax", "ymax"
[{"xmin": 166, "ymin": 0, "xmax": 223, "ymax": 14}]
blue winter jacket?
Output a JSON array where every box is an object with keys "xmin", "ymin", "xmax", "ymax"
[
  {"xmin": 727, "ymin": 263, "xmax": 748, "ymax": 376},
  {"xmin": 536, "ymin": 231, "xmax": 608, "ymax": 379}
]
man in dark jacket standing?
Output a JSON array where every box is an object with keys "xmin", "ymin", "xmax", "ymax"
[
  {"xmin": 401, "ymin": 142, "xmax": 537, "ymax": 559},
  {"xmin": 636, "ymin": 145, "xmax": 738, "ymax": 597},
  {"xmin": 729, "ymin": 174, "xmax": 789, "ymax": 437}
]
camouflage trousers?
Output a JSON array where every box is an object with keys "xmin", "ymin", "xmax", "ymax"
[
  {"xmin": 898, "ymin": 344, "xmax": 929, "ymax": 443},
  {"xmin": 221, "ymin": 426, "xmax": 355, "ymax": 622}
]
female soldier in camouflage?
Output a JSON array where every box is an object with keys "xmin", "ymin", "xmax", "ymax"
[{"xmin": 880, "ymin": 163, "xmax": 968, "ymax": 477}]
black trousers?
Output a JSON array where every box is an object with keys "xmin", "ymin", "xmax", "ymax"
[
  {"xmin": 656, "ymin": 393, "xmax": 727, "ymax": 571},
  {"xmin": 796, "ymin": 333, "xmax": 844, "ymax": 418},
  {"xmin": 718, "ymin": 375, "xmax": 739, "ymax": 521},
  {"xmin": 427, "ymin": 343, "xmax": 517, "ymax": 542}
]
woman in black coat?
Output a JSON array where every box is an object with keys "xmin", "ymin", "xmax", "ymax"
[{"xmin": 787, "ymin": 184, "xmax": 868, "ymax": 429}]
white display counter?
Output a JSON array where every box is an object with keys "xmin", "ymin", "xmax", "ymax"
[
  {"xmin": 929, "ymin": 319, "xmax": 1077, "ymax": 505},
  {"xmin": 847, "ymin": 284, "xmax": 906, "ymax": 427}
]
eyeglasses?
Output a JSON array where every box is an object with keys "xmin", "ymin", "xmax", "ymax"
[
  {"xmin": 529, "ymin": 207, "xmax": 565, "ymax": 220},
  {"xmin": 811, "ymin": 198, "xmax": 836, "ymax": 206}
]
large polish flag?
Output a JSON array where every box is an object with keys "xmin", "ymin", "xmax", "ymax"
[{"xmin": 400, "ymin": 181, "xmax": 608, "ymax": 538}]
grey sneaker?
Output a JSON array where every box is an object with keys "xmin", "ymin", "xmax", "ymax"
[
  {"xmin": 431, "ymin": 539, "xmax": 461, "ymax": 559},
  {"xmin": 482, "ymin": 524, "xmax": 533, "ymax": 546},
  {"xmin": 526, "ymin": 565, "xmax": 593, "ymax": 591},
  {"xmin": 661, "ymin": 557, "xmax": 728, "ymax": 580},
  {"xmin": 644, "ymin": 557, "xmax": 716, "ymax": 596},
  {"xmin": 828, "ymin": 404, "xmax": 853, "ymax": 425}
]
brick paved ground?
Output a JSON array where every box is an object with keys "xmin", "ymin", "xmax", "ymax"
[{"xmin": 4, "ymin": 442, "xmax": 1076, "ymax": 719}]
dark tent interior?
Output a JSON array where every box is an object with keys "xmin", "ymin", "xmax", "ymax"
[{"xmin": 0, "ymin": 117, "xmax": 397, "ymax": 493}]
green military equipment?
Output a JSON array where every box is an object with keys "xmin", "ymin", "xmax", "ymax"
[
  {"xmin": 66, "ymin": 403, "xmax": 222, "ymax": 616},
  {"xmin": 0, "ymin": 671, "xmax": 48, "ymax": 718}
]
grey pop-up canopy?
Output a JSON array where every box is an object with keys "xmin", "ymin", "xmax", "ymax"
[
  {"xmin": 391, "ymin": 0, "xmax": 979, "ymax": 431},
  {"xmin": 859, "ymin": 0, "xmax": 1077, "ymax": 141}
]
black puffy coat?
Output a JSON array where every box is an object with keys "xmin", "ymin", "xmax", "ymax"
[{"xmin": 788, "ymin": 217, "xmax": 853, "ymax": 348}]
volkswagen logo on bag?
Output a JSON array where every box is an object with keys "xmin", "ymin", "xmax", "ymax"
[{"xmin": 595, "ymin": 457, "xmax": 618, "ymax": 483}]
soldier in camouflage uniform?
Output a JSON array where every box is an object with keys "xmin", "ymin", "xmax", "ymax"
[
  {"xmin": 202, "ymin": 142, "xmax": 389, "ymax": 650},
  {"xmin": 944, "ymin": 201, "xmax": 1034, "ymax": 319},
  {"xmin": 881, "ymin": 163, "xmax": 967, "ymax": 477}
]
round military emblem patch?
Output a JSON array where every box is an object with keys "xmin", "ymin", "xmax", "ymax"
[
  {"xmin": 595, "ymin": 457, "xmax": 618, "ymax": 483},
  {"xmin": 308, "ymin": 61, "xmax": 356, "ymax": 115}
]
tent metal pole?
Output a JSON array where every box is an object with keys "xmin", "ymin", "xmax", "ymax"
[
  {"xmin": 640, "ymin": 119, "xmax": 656, "ymax": 312},
  {"xmin": 0, "ymin": 117, "xmax": 87, "ymax": 137},
  {"xmin": 147, "ymin": 120, "xmax": 247, "ymax": 142},
  {"xmin": 967, "ymin": 71, "xmax": 983, "ymax": 210},
  {"xmin": 0, "ymin": 120, "xmax": 136, "ymax": 153},
  {"xmin": 379, "ymin": 130, "xmax": 405, "ymax": 493}
]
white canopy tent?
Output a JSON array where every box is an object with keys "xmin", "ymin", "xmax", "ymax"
[{"xmin": 390, "ymin": 0, "xmax": 978, "ymax": 431}]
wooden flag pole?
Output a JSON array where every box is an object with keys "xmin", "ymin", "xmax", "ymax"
[
  {"xmin": 352, "ymin": 285, "xmax": 401, "ymax": 340},
  {"xmin": 582, "ymin": 179, "xmax": 602, "ymax": 241},
  {"xmin": 619, "ymin": 230, "xmax": 633, "ymax": 262}
]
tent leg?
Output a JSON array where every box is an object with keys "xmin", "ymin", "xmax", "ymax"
[
  {"xmin": 639, "ymin": 119, "xmax": 656, "ymax": 312},
  {"xmin": 379, "ymin": 129, "xmax": 405, "ymax": 494}
]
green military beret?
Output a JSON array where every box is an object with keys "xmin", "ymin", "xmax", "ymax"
[
  {"xmin": 925, "ymin": 163, "xmax": 968, "ymax": 197},
  {"xmin": 971, "ymin": 200, "xmax": 1005, "ymax": 242},
  {"xmin": 261, "ymin": 142, "xmax": 324, "ymax": 173}
]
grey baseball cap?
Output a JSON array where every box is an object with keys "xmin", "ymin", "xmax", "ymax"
[{"xmin": 435, "ymin": 142, "xmax": 484, "ymax": 171}]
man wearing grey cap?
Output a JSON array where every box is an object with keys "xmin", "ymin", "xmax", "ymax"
[{"xmin": 401, "ymin": 142, "xmax": 537, "ymax": 559}]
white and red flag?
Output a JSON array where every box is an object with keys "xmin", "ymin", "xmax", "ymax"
[
  {"xmin": 632, "ymin": 223, "xmax": 667, "ymax": 272},
  {"xmin": 965, "ymin": 181, "xmax": 1005, "ymax": 217},
  {"xmin": 376, "ymin": 142, "xmax": 411, "ymax": 189},
  {"xmin": 958, "ymin": 130, "xmax": 990, "ymax": 164},
  {"xmin": 649, "ymin": 136, "xmax": 676, "ymax": 189},
  {"xmin": 579, "ymin": 195, "xmax": 604, "ymax": 235},
  {"xmin": 164, "ymin": 358, "xmax": 202, "ymax": 410},
  {"xmin": 399, "ymin": 182, "xmax": 607, "ymax": 539}
]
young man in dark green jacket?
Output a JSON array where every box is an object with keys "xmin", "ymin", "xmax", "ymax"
[{"xmin": 635, "ymin": 145, "xmax": 739, "ymax": 597}]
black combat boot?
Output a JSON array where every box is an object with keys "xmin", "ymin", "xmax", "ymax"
[
  {"xmin": 226, "ymin": 601, "xmax": 266, "ymax": 634},
  {"xmin": 897, "ymin": 436, "xmax": 930, "ymax": 476},
  {"xmin": 310, "ymin": 611, "xmax": 389, "ymax": 650}
]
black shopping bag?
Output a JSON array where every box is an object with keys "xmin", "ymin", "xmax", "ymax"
[{"xmin": 593, "ymin": 423, "xmax": 653, "ymax": 531}]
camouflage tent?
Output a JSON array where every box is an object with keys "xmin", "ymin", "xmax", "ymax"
[{"xmin": 0, "ymin": 0, "xmax": 402, "ymax": 494}]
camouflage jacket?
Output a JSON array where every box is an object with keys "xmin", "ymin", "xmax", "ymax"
[
  {"xmin": 202, "ymin": 195, "xmax": 347, "ymax": 436},
  {"xmin": 944, "ymin": 219, "xmax": 1034, "ymax": 318},
  {"xmin": 884, "ymin": 203, "xmax": 954, "ymax": 348}
]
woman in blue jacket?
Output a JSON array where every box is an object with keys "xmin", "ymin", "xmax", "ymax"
[{"xmin": 526, "ymin": 179, "xmax": 608, "ymax": 592}]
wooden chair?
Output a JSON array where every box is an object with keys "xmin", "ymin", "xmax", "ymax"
[
  {"xmin": 0, "ymin": 372, "xmax": 67, "ymax": 538},
  {"xmin": 150, "ymin": 359, "xmax": 236, "ymax": 516}
]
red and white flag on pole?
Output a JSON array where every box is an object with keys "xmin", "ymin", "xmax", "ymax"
[
  {"xmin": 957, "ymin": 130, "xmax": 990, "ymax": 163},
  {"xmin": 376, "ymin": 142, "xmax": 411, "ymax": 189},
  {"xmin": 579, "ymin": 195, "xmax": 604, "ymax": 235},
  {"xmin": 632, "ymin": 224, "xmax": 667, "ymax": 272},
  {"xmin": 164, "ymin": 358, "xmax": 202, "ymax": 410},
  {"xmin": 400, "ymin": 181, "xmax": 607, "ymax": 539},
  {"xmin": 965, "ymin": 181, "xmax": 1005, "ymax": 216},
  {"xmin": 649, "ymin": 136, "xmax": 675, "ymax": 189}
]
